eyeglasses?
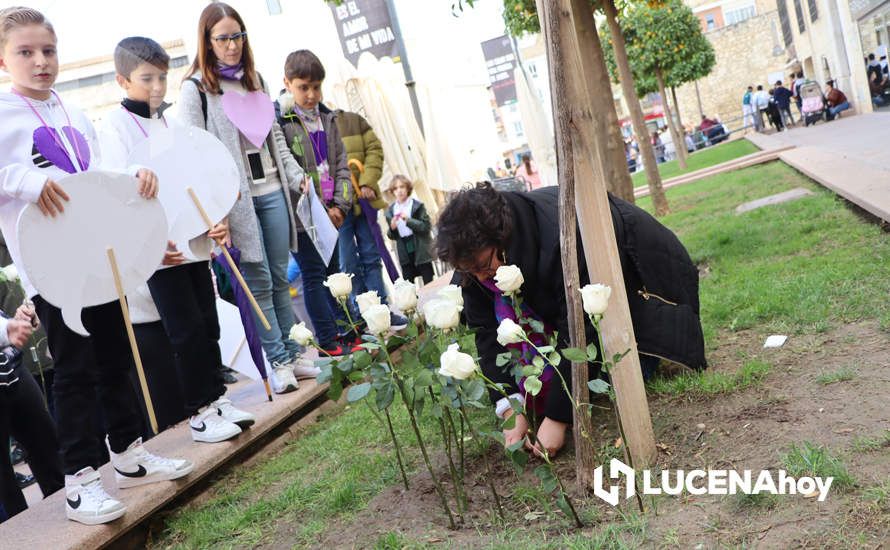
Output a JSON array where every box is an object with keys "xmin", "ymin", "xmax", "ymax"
[
  {"xmin": 211, "ymin": 32, "xmax": 247, "ymax": 45},
  {"xmin": 455, "ymin": 247, "xmax": 498, "ymax": 276}
]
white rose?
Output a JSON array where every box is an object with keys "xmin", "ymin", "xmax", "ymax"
[
  {"xmin": 496, "ymin": 318, "xmax": 525, "ymax": 346},
  {"xmin": 391, "ymin": 278, "xmax": 418, "ymax": 313},
  {"xmin": 324, "ymin": 272, "xmax": 354, "ymax": 299},
  {"xmin": 362, "ymin": 303, "xmax": 392, "ymax": 334},
  {"xmin": 278, "ymin": 91, "xmax": 294, "ymax": 114},
  {"xmin": 494, "ymin": 265, "xmax": 524, "ymax": 295},
  {"xmin": 579, "ymin": 283, "xmax": 612, "ymax": 316},
  {"xmin": 1, "ymin": 264, "xmax": 18, "ymax": 282},
  {"xmin": 437, "ymin": 284, "xmax": 464, "ymax": 307},
  {"xmin": 438, "ymin": 343, "xmax": 477, "ymax": 380},
  {"xmin": 289, "ymin": 322, "xmax": 314, "ymax": 346},
  {"xmin": 355, "ymin": 291, "xmax": 381, "ymax": 315},
  {"xmin": 423, "ymin": 299, "xmax": 462, "ymax": 331}
]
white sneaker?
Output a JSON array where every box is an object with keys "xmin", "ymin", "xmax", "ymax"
[
  {"xmin": 108, "ymin": 437, "xmax": 193, "ymax": 489},
  {"xmin": 292, "ymin": 357, "xmax": 321, "ymax": 380},
  {"xmin": 212, "ymin": 396, "xmax": 256, "ymax": 428},
  {"xmin": 270, "ymin": 362, "xmax": 299, "ymax": 394},
  {"xmin": 65, "ymin": 467, "xmax": 126, "ymax": 525},
  {"xmin": 190, "ymin": 405, "xmax": 242, "ymax": 443}
]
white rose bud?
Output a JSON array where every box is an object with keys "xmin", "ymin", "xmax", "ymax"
[
  {"xmin": 437, "ymin": 284, "xmax": 464, "ymax": 307},
  {"xmin": 362, "ymin": 303, "xmax": 392, "ymax": 335},
  {"xmin": 438, "ymin": 343, "xmax": 477, "ymax": 380},
  {"xmin": 391, "ymin": 278, "xmax": 419, "ymax": 313},
  {"xmin": 496, "ymin": 318, "xmax": 525, "ymax": 346},
  {"xmin": 494, "ymin": 264, "xmax": 524, "ymax": 295},
  {"xmin": 423, "ymin": 299, "xmax": 462, "ymax": 331},
  {"xmin": 355, "ymin": 290, "xmax": 381, "ymax": 315},
  {"xmin": 323, "ymin": 272, "xmax": 354, "ymax": 299},
  {"xmin": 579, "ymin": 283, "xmax": 612, "ymax": 316},
  {"xmin": 1, "ymin": 264, "xmax": 18, "ymax": 282},
  {"xmin": 289, "ymin": 322, "xmax": 314, "ymax": 346}
]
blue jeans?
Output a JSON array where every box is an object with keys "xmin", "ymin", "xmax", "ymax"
[
  {"xmin": 829, "ymin": 101, "xmax": 850, "ymax": 119},
  {"xmin": 293, "ymin": 232, "xmax": 339, "ymax": 347},
  {"xmin": 240, "ymin": 192, "xmax": 300, "ymax": 365},
  {"xmin": 338, "ymin": 210, "xmax": 388, "ymax": 302}
]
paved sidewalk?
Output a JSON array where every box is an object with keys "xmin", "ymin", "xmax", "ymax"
[{"xmin": 746, "ymin": 113, "xmax": 890, "ymax": 223}]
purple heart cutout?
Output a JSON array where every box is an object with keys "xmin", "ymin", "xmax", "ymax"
[
  {"xmin": 221, "ymin": 90, "xmax": 274, "ymax": 149},
  {"xmin": 33, "ymin": 126, "xmax": 90, "ymax": 174}
]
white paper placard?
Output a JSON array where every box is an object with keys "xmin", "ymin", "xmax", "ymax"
[
  {"xmin": 296, "ymin": 182, "xmax": 338, "ymax": 266},
  {"xmin": 128, "ymin": 125, "xmax": 239, "ymax": 261},
  {"xmin": 216, "ymin": 297, "xmax": 268, "ymax": 381},
  {"xmin": 17, "ymin": 171, "xmax": 168, "ymax": 335}
]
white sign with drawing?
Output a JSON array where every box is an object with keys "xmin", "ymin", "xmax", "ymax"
[{"xmin": 17, "ymin": 171, "xmax": 168, "ymax": 335}]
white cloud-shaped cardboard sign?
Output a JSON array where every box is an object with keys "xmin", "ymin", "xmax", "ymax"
[
  {"xmin": 127, "ymin": 125, "xmax": 239, "ymax": 261},
  {"xmin": 17, "ymin": 171, "xmax": 168, "ymax": 336}
]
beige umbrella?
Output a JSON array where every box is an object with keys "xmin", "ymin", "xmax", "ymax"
[{"xmin": 514, "ymin": 66, "xmax": 557, "ymax": 187}]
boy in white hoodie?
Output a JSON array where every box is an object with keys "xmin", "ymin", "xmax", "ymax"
[
  {"xmin": 0, "ymin": 7, "xmax": 192, "ymax": 525},
  {"xmin": 98, "ymin": 36, "xmax": 254, "ymax": 444}
]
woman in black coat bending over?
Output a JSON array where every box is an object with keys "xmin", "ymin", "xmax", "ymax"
[{"xmin": 436, "ymin": 183, "xmax": 706, "ymax": 457}]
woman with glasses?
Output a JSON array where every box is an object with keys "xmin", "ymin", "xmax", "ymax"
[
  {"xmin": 179, "ymin": 2, "xmax": 318, "ymax": 394},
  {"xmin": 436, "ymin": 182, "xmax": 706, "ymax": 458}
]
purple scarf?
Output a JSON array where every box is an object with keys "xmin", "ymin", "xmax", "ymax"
[
  {"xmin": 480, "ymin": 279, "xmax": 554, "ymax": 414},
  {"xmin": 217, "ymin": 62, "xmax": 243, "ymax": 80},
  {"xmin": 214, "ymin": 246, "xmax": 267, "ymax": 381}
]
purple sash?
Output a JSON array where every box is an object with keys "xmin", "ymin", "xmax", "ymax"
[{"xmin": 215, "ymin": 246, "xmax": 267, "ymax": 381}]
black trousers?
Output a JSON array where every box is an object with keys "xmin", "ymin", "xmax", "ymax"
[
  {"xmin": 146, "ymin": 262, "xmax": 225, "ymax": 416},
  {"xmin": 33, "ymin": 296, "xmax": 143, "ymax": 475},
  {"xmin": 401, "ymin": 258, "xmax": 434, "ymax": 285},
  {"xmin": 132, "ymin": 322, "xmax": 187, "ymax": 436},
  {"xmin": 0, "ymin": 363, "xmax": 63, "ymax": 522}
]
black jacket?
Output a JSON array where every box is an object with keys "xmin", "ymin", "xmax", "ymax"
[{"xmin": 456, "ymin": 186, "xmax": 706, "ymax": 423}]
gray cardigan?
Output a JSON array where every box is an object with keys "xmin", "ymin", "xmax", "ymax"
[{"xmin": 179, "ymin": 76, "xmax": 304, "ymax": 263}]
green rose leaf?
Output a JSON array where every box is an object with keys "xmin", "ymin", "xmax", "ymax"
[
  {"xmin": 375, "ymin": 382, "xmax": 395, "ymax": 410},
  {"xmin": 588, "ymin": 379, "xmax": 611, "ymax": 394},
  {"xmin": 346, "ymin": 382, "xmax": 371, "ymax": 402},
  {"xmin": 587, "ymin": 343, "xmax": 599, "ymax": 362},
  {"xmin": 496, "ymin": 352, "xmax": 512, "ymax": 367},
  {"xmin": 524, "ymin": 375, "xmax": 542, "ymax": 396},
  {"xmin": 561, "ymin": 347, "xmax": 588, "ymax": 363}
]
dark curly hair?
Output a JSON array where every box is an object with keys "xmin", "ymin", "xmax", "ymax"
[{"xmin": 435, "ymin": 182, "xmax": 513, "ymax": 268}]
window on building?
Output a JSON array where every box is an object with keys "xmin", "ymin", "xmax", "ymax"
[
  {"xmin": 777, "ymin": 0, "xmax": 794, "ymax": 46},
  {"xmin": 725, "ymin": 4, "xmax": 756, "ymax": 25},
  {"xmin": 266, "ymin": 0, "xmax": 282, "ymax": 15},
  {"xmin": 793, "ymin": 0, "xmax": 806, "ymax": 33},
  {"xmin": 513, "ymin": 121, "xmax": 524, "ymax": 137},
  {"xmin": 705, "ymin": 14, "xmax": 716, "ymax": 30},
  {"xmin": 807, "ymin": 0, "xmax": 818, "ymax": 21}
]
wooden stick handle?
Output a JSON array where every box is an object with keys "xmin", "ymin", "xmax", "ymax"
[
  {"xmin": 187, "ymin": 187, "xmax": 271, "ymax": 330},
  {"xmin": 107, "ymin": 247, "xmax": 158, "ymax": 435}
]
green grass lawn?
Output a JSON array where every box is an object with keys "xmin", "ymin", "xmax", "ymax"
[
  {"xmin": 153, "ymin": 161, "xmax": 890, "ymax": 549},
  {"xmin": 632, "ymin": 138, "xmax": 760, "ymax": 186}
]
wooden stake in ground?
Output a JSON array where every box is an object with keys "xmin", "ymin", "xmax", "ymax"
[
  {"xmin": 537, "ymin": 0, "xmax": 597, "ymax": 490},
  {"xmin": 602, "ymin": 0, "xmax": 670, "ymax": 216},
  {"xmin": 107, "ymin": 247, "xmax": 158, "ymax": 435},
  {"xmin": 539, "ymin": 0, "xmax": 657, "ymax": 470},
  {"xmin": 188, "ymin": 187, "xmax": 274, "ymax": 401}
]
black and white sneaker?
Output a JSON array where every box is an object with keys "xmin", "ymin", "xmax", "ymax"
[
  {"xmin": 108, "ymin": 437, "xmax": 193, "ymax": 489},
  {"xmin": 190, "ymin": 405, "xmax": 242, "ymax": 443},
  {"xmin": 65, "ymin": 467, "xmax": 126, "ymax": 525},
  {"xmin": 212, "ymin": 397, "xmax": 256, "ymax": 428},
  {"xmin": 389, "ymin": 312, "xmax": 409, "ymax": 331}
]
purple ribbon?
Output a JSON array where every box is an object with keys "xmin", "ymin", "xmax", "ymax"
[
  {"xmin": 358, "ymin": 197, "xmax": 399, "ymax": 282},
  {"xmin": 215, "ymin": 246, "xmax": 267, "ymax": 380}
]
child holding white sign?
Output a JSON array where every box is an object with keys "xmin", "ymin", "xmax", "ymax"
[
  {"xmin": 98, "ymin": 36, "xmax": 253, "ymax": 444},
  {"xmin": 0, "ymin": 7, "xmax": 192, "ymax": 525}
]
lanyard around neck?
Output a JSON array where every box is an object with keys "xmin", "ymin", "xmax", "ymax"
[
  {"xmin": 123, "ymin": 106, "xmax": 168, "ymax": 138},
  {"xmin": 13, "ymin": 89, "xmax": 86, "ymax": 172}
]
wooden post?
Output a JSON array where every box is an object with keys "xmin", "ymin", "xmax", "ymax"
[
  {"xmin": 540, "ymin": 0, "xmax": 657, "ymax": 469},
  {"xmin": 602, "ymin": 0, "xmax": 670, "ymax": 217},
  {"xmin": 538, "ymin": 0, "xmax": 597, "ymax": 489},
  {"xmin": 656, "ymin": 68, "xmax": 688, "ymax": 170},
  {"xmin": 107, "ymin": 248, "xmax": 158, "ymax": 435}
]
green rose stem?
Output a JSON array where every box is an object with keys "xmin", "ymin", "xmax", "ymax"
[
  {"xmin": 383, "ymin": 343, "xmax": 456, "ymax": 528},
  {"xmin": 429, "ymin": 387, "xmax": 467, "ymax": 516},
  {"xmin": 337, "ymin": 297, "xmax": 361, "ymax": 337},
  {"xmin": 476, "ymin": 370, "xmax": 582, "ymax": 527},
  {"xmin": 311, "ymin": 339, "xmax": 411, "ymax": 491},
  {"xmin": 456, "ymin": 388, "xmax": 505, "ymax": 522}
]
